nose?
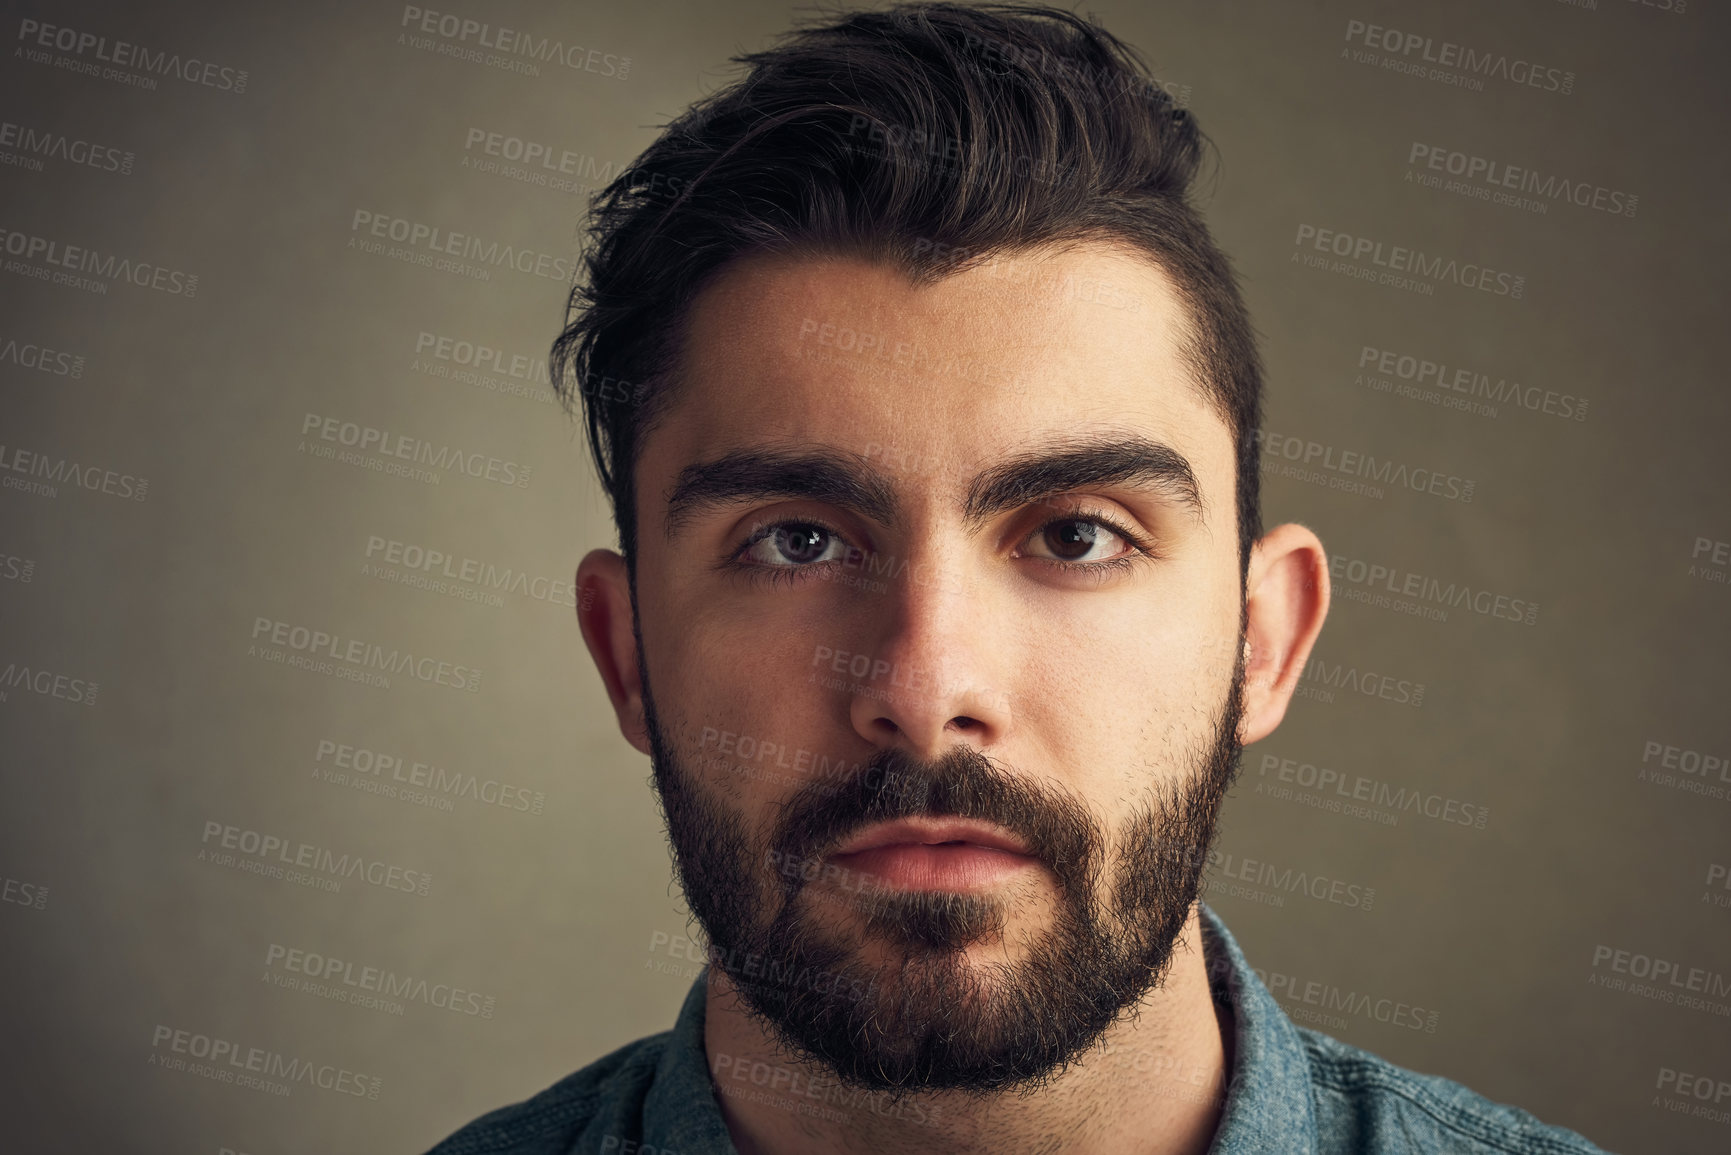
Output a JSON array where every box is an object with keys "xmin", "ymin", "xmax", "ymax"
[{"xmin": 843, "ymin": 555, "xmax": 1014, "ymax": 760}]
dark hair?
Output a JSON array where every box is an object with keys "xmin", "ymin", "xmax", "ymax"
[{"xmin": 553, "ymin": 2, "xmax": 1263, "ymax": 580}]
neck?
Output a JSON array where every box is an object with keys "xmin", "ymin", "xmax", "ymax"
[{"xmin": 702, "ymin": 905, "xmax": 1234, "ymax": 1155}]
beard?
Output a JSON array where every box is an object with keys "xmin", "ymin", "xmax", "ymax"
[{"xmin": 640, "ymin": 643, "xmax": 1246, "ymax": 1097}]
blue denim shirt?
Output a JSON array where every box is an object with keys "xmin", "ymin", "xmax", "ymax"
[{"xmin": 426, "ymin": 905, "xmax": 1612, "ymax": 1154}]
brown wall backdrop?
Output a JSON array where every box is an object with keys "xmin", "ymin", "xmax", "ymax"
[{"xmin": 1, "ymin": 1, "xmax": 1726, "ymax": 1152}]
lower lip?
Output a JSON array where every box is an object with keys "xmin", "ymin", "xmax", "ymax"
[{"xmin": 827, "ymin": 843, "xmax": 1040, "ymax": 890}]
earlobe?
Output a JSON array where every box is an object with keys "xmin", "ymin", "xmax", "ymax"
[
  {"xmin": 1239, "ymin": 523, "xmax": 1331, "ymax": 745},
  {"xmin": 575, "ymin": 549, "xmax": 652, "ymax": 756}
]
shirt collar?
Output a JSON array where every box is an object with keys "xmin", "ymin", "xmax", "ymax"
[
  {"xmin": 1198, "ymin": 902, "xmax": 1318, "ymax": 1154},
  {"xmin": 642, "ymin": 970, "xmax": 738, "ymax": 1152},
  {"xmin": 642, "ymin": 903, "xmax": 1314, "ymax": 1154}
]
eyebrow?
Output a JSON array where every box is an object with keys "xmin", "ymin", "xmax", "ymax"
[
  {"xmin": 663, "ymin": 449, "xmax": 899, "ymax": 540},
  {"xmin": 964, "ymin": 436, "xmax": 1203, "ymax": 526},
  {"xmin": 661, "ymin": 434, "xmax": 1203, "ymax": 541}
]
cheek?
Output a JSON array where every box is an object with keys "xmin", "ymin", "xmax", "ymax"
[
  {"xmin": 643, "ymin": 602, "xmax": 840, "ymax": 801},
  {"xmin": 1015, "ymin": 584, "xmax": 1235, "ymax": 796}
]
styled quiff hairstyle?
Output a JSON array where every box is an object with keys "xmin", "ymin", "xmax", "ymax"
[{"xmin": 553, "ymin": 2, "xmax": 1263, "ymax": 578}]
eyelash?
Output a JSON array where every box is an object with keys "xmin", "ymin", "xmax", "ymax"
[
  {"xmin": 727, "ymin": 516, "xmax": 852, "ymax": 588},
  {"xmin": 725, "ymin": 505, "xmax": 1156, "ymax": 587}
]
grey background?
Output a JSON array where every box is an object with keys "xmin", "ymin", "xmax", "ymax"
[{"xmin": 0, "ymin": 0, "xmax": 1726, "ymax": 1152}]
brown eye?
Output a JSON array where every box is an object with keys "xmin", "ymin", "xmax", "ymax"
[
  {"xmin": 1043, "ymin": 519, "xmax": 1104, "ymax": 560},
  {"xmin": 775, "ymin": 525, "xmax": 830, "ymax": 563},
  {"xmin": 1021, "ymin": 516, "xmax": 1136, "ymax": 565},
  {"xmin": 741, "ymin": 523, "xmax": 846, "ymax": 567}
]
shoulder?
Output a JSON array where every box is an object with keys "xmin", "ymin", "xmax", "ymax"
[
  {"xmin": 423, "ymin": 1031, "xmax": 671, "ymax": 1155},
  {"xmin": 1297, "ymin": 1027, "xmax": 1612, "ymax": 1154}
]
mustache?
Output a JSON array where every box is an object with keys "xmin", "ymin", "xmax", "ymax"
[{"xmin": 766, "ymin": 744, "xmax": 1104, "ymax": 903}]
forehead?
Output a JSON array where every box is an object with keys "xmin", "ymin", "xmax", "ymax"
[{"xmin": 650, "ymin": 241, "xmax": 1229, "ymax": 501}]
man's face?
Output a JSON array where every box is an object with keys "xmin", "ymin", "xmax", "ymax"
[{"xmin": 626, "ymin": 242, "xmax": 1249, "ymax": 1092}]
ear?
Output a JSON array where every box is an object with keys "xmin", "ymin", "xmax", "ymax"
[
  {"xmin": 575, "ymin": 549, "xmax": 651, "ymax": 756},
  {"xmin": 1239, "ymin": 522, "xmax": 1330, "ymax": 745}
]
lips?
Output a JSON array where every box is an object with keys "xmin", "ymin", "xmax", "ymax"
[{"xmin": 829, "ymin": 818, "xmax": 1033, "ymax": 858}]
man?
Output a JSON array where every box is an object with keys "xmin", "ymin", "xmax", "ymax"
[{"xmin": 430, "ymin": 5, "xmax": 1609, "ymax": 1153}]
